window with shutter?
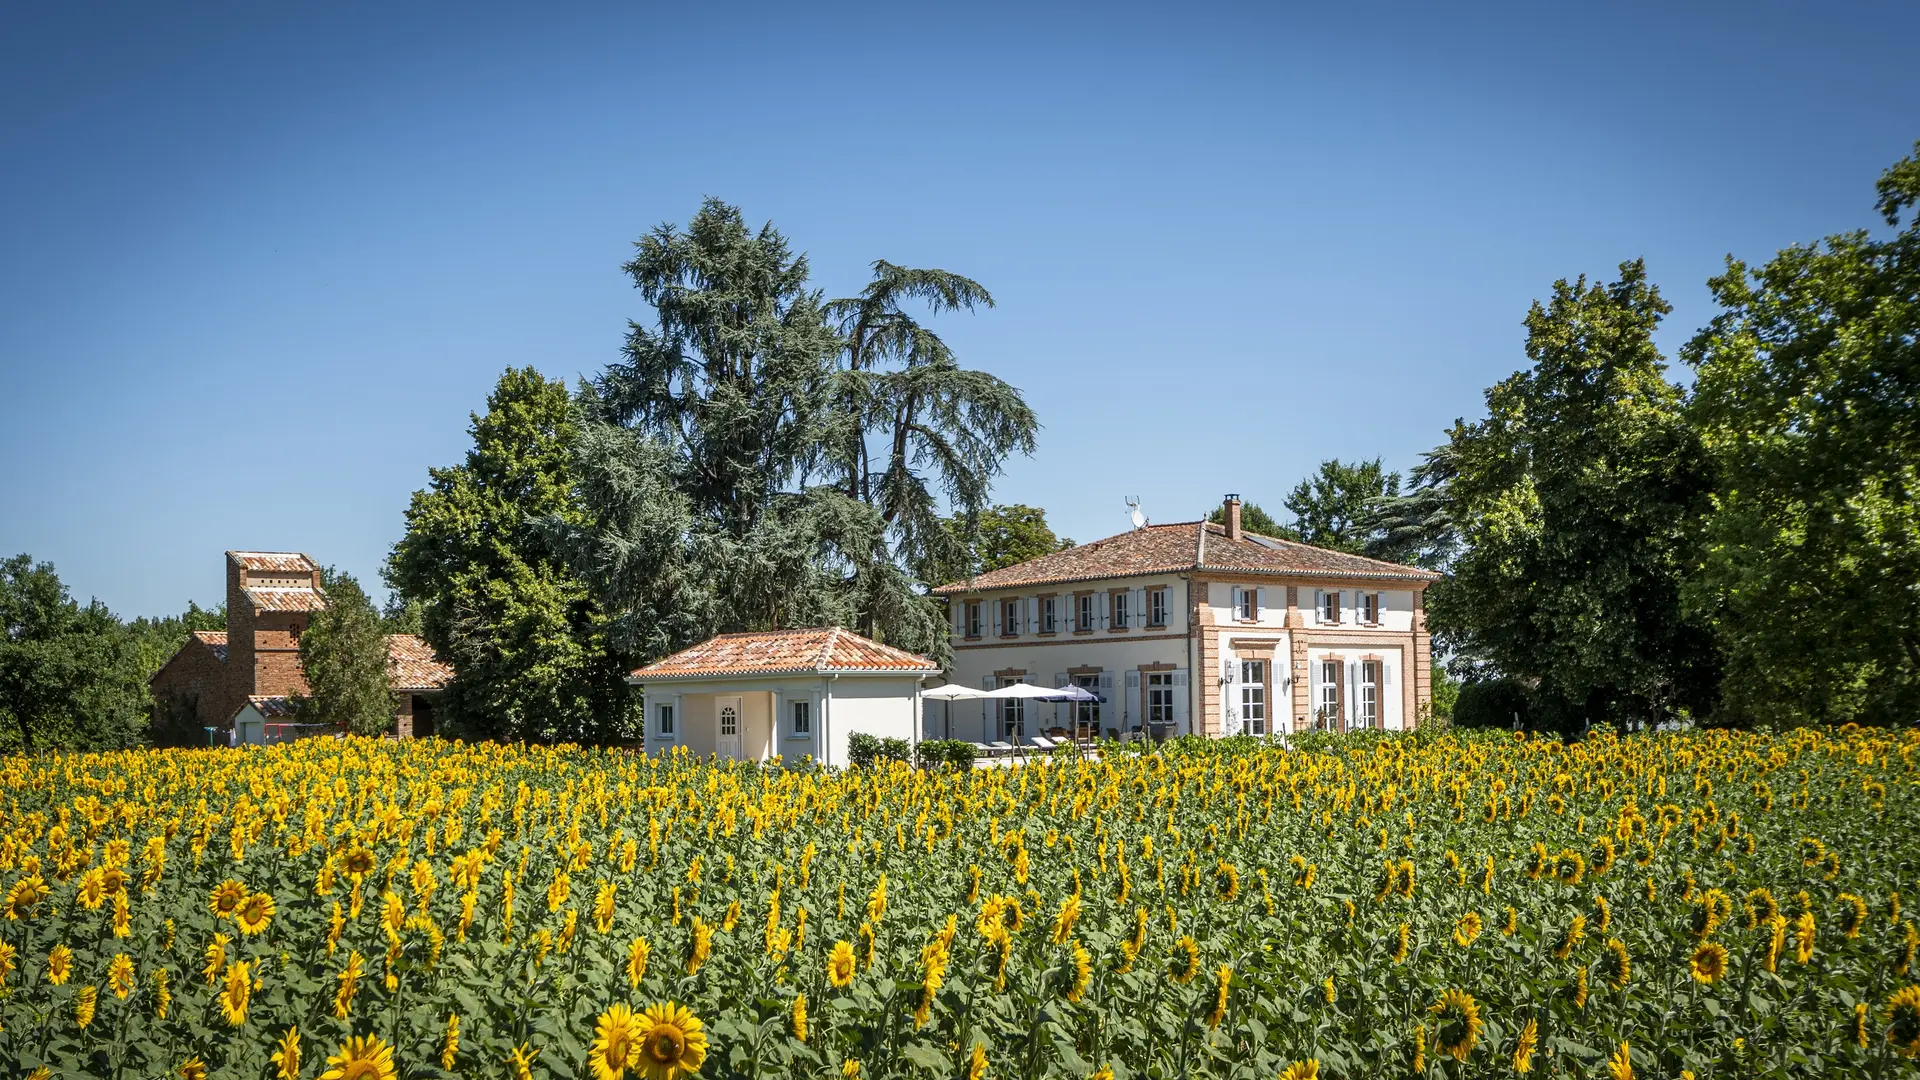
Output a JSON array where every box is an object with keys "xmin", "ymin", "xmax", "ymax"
[{"xmin": 1256, "ymin": 588, "xmax": 1267, "ymax": 623}]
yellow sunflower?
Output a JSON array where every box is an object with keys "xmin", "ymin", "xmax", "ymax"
[
  {"xmin": 632, "ymin": 1002, "xmax": 708, "ymax": 1080},
  {"xmin": 318, "ymin": 1034, "xmax": 398, "ymax": 1080},
  {"xmin": 1512, "ymin": 1016, "xmax": 1537, "ymax": 1074},
  {"xmin": 75, "ymin": 985, "xmax": 97, "ymax": 1029},
  {"xmin": 180, "ymin": 1059, "xmax": 208, "ymax": 1080},
  {"xmin": 827, "ymin": 940, "xmax": 857, "ymax": 988},
  {"xmin": 220, "ymin": 960, "xmax": 252, "ymax": 1026},
  {"xmin": 210, "ymin": 879, "xmax": 248, "ymax": 920},
  {"xmin": 235, "ymin": 891, "xmax": 275, "ymax": 936},
  {"xmin": 1428, "ymin": 988, "xmax": 1483, "ymax": 1061},
  {"xmin": 272, "ymin": 1028, "xmax": 302, "ymax": 1080},
  {"xmin": 1606, "ymin": 1041, "xmax": 1632, "ymax": 1080},
  {"xmin": 1169, "ymin": 935, "xmax": 1201, "ymax": 983},
  {"xmin": 108, "ymin": 953, "xmax": 135, "ymax": 999},
  {"xmin": 47, "ymin": 943, "xmax": 72, "ymax": 985},
  {"xmin": 1691, "ymin": 940, "xmax": 1728, "ymax": 984},
  {"xmin": 1277, "ymin": 1061, "xmax": 1320, "ymax": 1080},
  {"xmin": 506, "ymin": 1043, "xmax": 540, "ymax": 1080},
  {"xmin": 1888, "ymin": 985, "xmax": 1920, "ymax": 1057},
  {"xmin": 591, "ymin": 1003, "xmax": 642, "ymax": 1080}
]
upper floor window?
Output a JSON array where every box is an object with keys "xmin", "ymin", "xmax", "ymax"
[
  {"xmin": 965, "ymin": 601, "xmax": 983, "ymax": 639},
  {"xmin": 1110, "ymin": 591, "xmax": 1130, "ymax": 630},
  {"xmin": 789, "ymin": 699, "xmax": 811, "ymax": 737},
  {"xmin": 1319, "ymin": 590, "xmax": 1341, "ymax": 624},
  {"xmin": 1237, "ymin": 588, "xmax": 1257, "ymax": 621},
  {"xmin": 1360, "ymin": 592, "xmax": 1380, "ymax": 625},
  {"xmin": 1148, "ymin": 588, "xmax": 1169, "ymax": 627},
  {"xmin": 1040, "ymin": 597, "xmax": 1058, "ymax": 634},
  {"xmin": 1076, "ymin": 594, "xmax": 1096, "ymax": 632},
  {"xmin": 1001, "ymin": 598, "xmax": 1022, "ymax": 637}
]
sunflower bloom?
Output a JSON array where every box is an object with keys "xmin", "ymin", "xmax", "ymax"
[
  {"xmin": 108, "ymin": 953, "xmax": 135, "ymax": 999},
  {"xmin": 47, "ymin": 943, "xmax": 72, "ymax": 985},
  {"xmin": 318, "ymin": 1035, "xmax": 398, "ymax": 1080},
  {"xmin": 1169, "ymin": 935, "xmax": 1200, "ymax": 983},
  {"xmin": 592, "ymin": 1003, "xmax": 643, "ymax": 1080},
  {"xmin": 75, "ymin": 985, "xmax": 97, "ymax": 1029},
  {"xmin": 235, "ymin": 891, "xmax": 275, "ymax": 935},
  {"xmin": 271, "ymin": 1028, "xmax": 302, "ymax": 1080},
  {"xmin": 442, "ymin": 1013, "xmax": 460, "ymax": 1071},
  {"xmin": 220, "ymin": 960, "xmax": 252, "ymax": 1026},
  {"xmin": 791, "ymin": 993, "xmax": 808, "ymax": 1042},
  {"xmin": 827, "ymin": 940, "xmax": 857, "ymax": 988},
  {"xmin": 632, "ymin": 1002, "xmax": 708, "ymax": 1080},
  {"xmin": 1277, "ymin": 1060, "xmax": 1320, "ymax": 1080},
  {"xmin": 1428, "ymin": 988, "xmax": 1483, "ymax": 1061},
  {"xmin": 1512, "ymin": 1016, "xmax": 1537, "ymax": 1074},
  {"xmin": 1888, "ymin": 985, "xmax": 1920, "ymax": 1057},
  {"xmin": 1691, "ymin": 941, "xmax": 1729, "ymax": 984},
  {"xmin": 1606, "ymin": 1041, "xmax": 1632, "ymax": 1080},
  {"xmin": 1206, "ymin": 963, "xmax": 1231, "ymax": 1028}
]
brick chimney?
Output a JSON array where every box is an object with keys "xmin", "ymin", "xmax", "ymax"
[{"xmin": 1223, "ymin": 494, "xmax": 1242, "ymax": 542}]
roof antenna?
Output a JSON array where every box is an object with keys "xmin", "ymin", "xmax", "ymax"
[{"xmin": 1126, "ymin": 496, "xmax": 1147, "ymax": 530}]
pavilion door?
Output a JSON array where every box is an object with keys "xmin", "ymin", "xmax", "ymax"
[{"xmin": 716, "ymin": 696, "xmax": 743, "ymax": 759}]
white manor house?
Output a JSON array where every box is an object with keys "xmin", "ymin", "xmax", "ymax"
[{"xmin": 931, "ymin": 495, "xmax": 1440, "ymax": 743}]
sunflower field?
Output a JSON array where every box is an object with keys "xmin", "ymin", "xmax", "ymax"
[{"xmin": 2, "ymin": 727, "xmax": 1919, "ymax": 1080}]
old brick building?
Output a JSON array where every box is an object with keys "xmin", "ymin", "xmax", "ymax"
[{"xmin": 149, "ymin": 551, "xmax": 451, "ymax": 741}]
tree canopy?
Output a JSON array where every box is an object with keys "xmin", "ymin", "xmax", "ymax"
[
  {"xmin": 296, "ymin": 571, "xmax": 393, "ymax": 736},
  {"xmin": 1682, "ymin": 142, "xmax": 1920, "ymax": 726},
  {"xmin": 1427, "ymin": 260, "xmax": 1719, "ymax": 733},
  {"xmin": 547, "ymin": 199, "xmax": 1035, "ymax": 667},
  {"xmin": 388, "ymin": 367, "xmax": 635, "ymax": 743},
  {"xmin": 0, "ymin": 554, "xmax": 152, "ymax": 752}
]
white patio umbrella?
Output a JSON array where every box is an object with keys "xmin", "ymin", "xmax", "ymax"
[{"xmin": 922, "ymin": 682, "xmax": 986, "ymax": 739}]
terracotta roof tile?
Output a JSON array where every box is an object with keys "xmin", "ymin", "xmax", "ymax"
[
  {"xmin": 227, "ymin": 551, "xmax": 320, "ymax": 573},
  {"xmin": 631, "ymin": 627, "xmax": 939, "ymax": 681},
  {"xmin": 386, "ymin": 634, "xmax": 452, "ymax": 691},
  {"xmin": 244, "ymin": 587, "xmax": 327, "ymax": 613},
  {"xmin": 931, "ymin": 521, "xmax": 1440, "ymax": 594},
  {"xmin": 192, "ymin": 630, "xmax": 229, "ymax": 662}
]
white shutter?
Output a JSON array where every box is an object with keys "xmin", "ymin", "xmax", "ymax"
[
  {"xmin": 1256, "ymin": 588, "xmax": 1268, "ymax": 623},
  {"xmin": 1054, "ymin": 673, "xmax": 1069, "ymax": 726},
  {"xmin": 1027, "ymin": 596, "xmax": 1037, "ymax": 633},
  {"xmin": 1230, "ymin": 586, "xmax": 1243, "ymax": 619},
  {"xmin": 1130, "ymin": 587, "xmax": 1144, "ymax": 628},
  {"xmin": 1313, "ymin": 590, "xmax": 1324, "ymax": 624},
  {"xmin": 1101, "ymin": 672, "xmax": 1117, "ymax": 729},
  {"xmin": 1172, "ymin": 669, "xmax": 1190, "ymax": 734}
]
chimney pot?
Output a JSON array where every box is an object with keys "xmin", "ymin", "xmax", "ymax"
[{"xmin": 1224, "ymin": 494, "xmax": 1242, "ymax": 542}]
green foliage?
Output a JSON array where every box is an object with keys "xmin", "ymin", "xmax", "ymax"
[
  {"xmin": 1283, "ymin": 459, "xmax": 1401, "ymax": 553},
  {"xmin": 1429, "ymin": 260, "xmax": 1719, "ymax": 733},
  {"xmin": 1205, "ymin": 501, "xmax": 1290, "ymax": 540},
  {"xmin": 551, "ymin": 200, "xmax": 1034, "ymax": 666},
  {"xmin": 1683, "ymin": 142, "xmax": 1920, "ymax": 727},
  {"xmin": 914, "ymin": 737, "xmax": 978, "ymax": 771},
  {"xmin": 1359, "ymin": 445, "xmax": 1460, "ymax": 570},
  {"xmin": 295, "ymin": 572, "xmax": 393, "ymax": 736},
  {"xmin": 1451, "ymin": 676, "xmax": 1530, "ymax": 730},
  {"xmin": 0, "ymin": 553, "xmax": 153, "ymax": 752},
  {"xmin": 846, "ymin": 731, "xmax": 913, "ymax": 768},
  {"xmin": 923, "ymin": 503, "xmax": 1073, "ymax": 584},
  {"xmin": 388, "ymin": 367, "xmax": 635, "ymax": 743}
]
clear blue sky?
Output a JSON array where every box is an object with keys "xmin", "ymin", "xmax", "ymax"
[{"xmin": 3, "ymin": 1, "xmax": 1916, "ymax": 619}]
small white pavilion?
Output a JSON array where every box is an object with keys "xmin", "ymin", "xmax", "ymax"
[{"xmin": 628, "ymin": 627, "xmax": 940, "ymax": 768}]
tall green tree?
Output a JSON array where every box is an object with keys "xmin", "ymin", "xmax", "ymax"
[
  {"xmin": 551, "ymin": 200, "xmax": 1034, "ymax": 663},
  {"xmin": 0, "ymin": 554, "xmax": 151, "ymax": 751},
  {"xmin": 1428, "ymin": 260, "xmax": 1719, "ymax": 732},
  {"xmin": 922, "ymin": 504, "xmax": 1073, "ymax": 584},
  {"xmin": 1284, "ymin": 459, "xmax": 1400, "ymax": 553},
  {"xmin": 1683, "ymin": 143, "xmax": 1920, "ymax": 726},
  {"xmin": 296, "ymin": 572, "xmax": 394, "ymax": 736},
  {"xmin": 1359, "ymin": 444, "xmax": 1460, "ymax": 570},
  {"xmin": 388, "ymin": 368, "xmax": 634, "ymax": 743}
]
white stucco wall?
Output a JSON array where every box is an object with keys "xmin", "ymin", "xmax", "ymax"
[{"xmin": 823, "ymin": 677, "xmax": 923, "ymax": 768}]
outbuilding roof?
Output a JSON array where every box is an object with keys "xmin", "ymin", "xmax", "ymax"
[
  {"xmin": 630, "ymin": 627, "xmax": 939, "ymax": 682},
  {"xmin": 930, "ymin": 520, "xmax": 1442, "ymax": 595},
  {"xmin": 387, "ymin": 634, "xmax": 453, "ymax": 691}
]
